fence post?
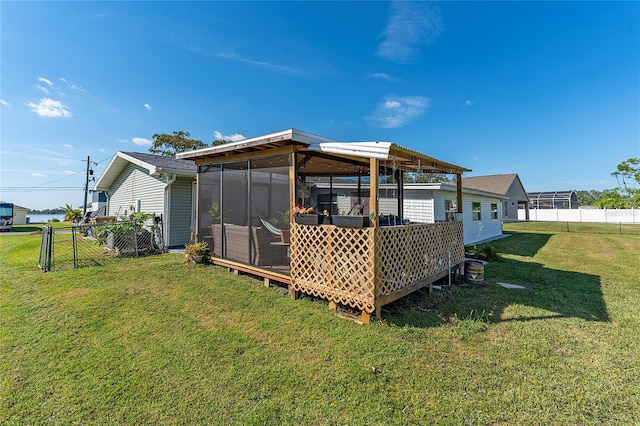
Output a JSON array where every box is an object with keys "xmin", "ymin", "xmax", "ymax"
[
  {"xmin": 39, "ymin": 226, "xmax": 53, "ymax": 272},
  {"xmin": 72, "ymin": 225, "xmax": 78, "ymax": 268}
]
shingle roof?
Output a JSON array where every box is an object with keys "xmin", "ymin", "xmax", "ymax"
[
  {"xmin": 121, "ymin": 152, "xmax": 196, "ymax": 172},
  {"xmin": 461, "ymin": 173, "xmax": 520, "ymax": 196},
  {"xmin": 94, "ymin": 151, "xmax": 196, "ymax": 191}
]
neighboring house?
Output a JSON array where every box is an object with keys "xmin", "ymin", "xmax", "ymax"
[
  {"xmin": 94, "ymin": 151, "xmax": 196, "ymax": 247},
  {"xmin": 88, "ymin": 191, "xmax": 107, "ymax": 214},
  {"xmin": 461, "ymin": 173, "xmax": 529, "ymax": 221},
  {"xmin": 12, "ymin": 204, "xmax": 28, "ymax": 225},
  {"xmin": 528, "ymin": 190, "xmax": 578, "ymax": 209},
  {"xmin": 311, "ymin": 181, "xmax": 506, "ymax": 245}
]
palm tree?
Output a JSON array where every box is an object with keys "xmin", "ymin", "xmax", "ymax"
[{"xmin": 61, "ymin": 203, "xmax": 82, "ymax": 222}]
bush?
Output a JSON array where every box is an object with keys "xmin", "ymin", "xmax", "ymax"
[{"xmin": 466, "ymin": 245, "xmax": 503, "ymax": 262}]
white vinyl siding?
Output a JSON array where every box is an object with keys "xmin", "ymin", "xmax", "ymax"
[{"xmin": 462, "ymin": 197, "xmax": 503, "ymax": 245}]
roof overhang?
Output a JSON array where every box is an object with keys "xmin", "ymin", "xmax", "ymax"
[
  {"xmin": 177, "ymin": 128, "xmax": 471, "ymax": 175},
  {"xmin": 94, "ymin": 151, "xmax": 196, "ymax": 191}
]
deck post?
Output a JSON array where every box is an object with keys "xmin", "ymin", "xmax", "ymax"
[
  {"xmin": 369, "ymin": 157, "xmax": 379, "ymax": 228},
  {"xmin": 456, "ymin": 173, "xmax": 463, "ymax": 216},
  {"xmin": 288, "ymin": 286, "xmax": 298, "ymax": 300},
  {"xmin": 361, "ymin": 310, "xmax": 371, "ymax": 324}
]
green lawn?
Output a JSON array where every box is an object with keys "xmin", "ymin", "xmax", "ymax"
[{"xmin": 1, "ymin": 226, "xmax": 639, "ymax": 425}]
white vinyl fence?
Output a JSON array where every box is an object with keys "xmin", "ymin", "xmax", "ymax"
[{"xmin": 518, "ymin": 208, "xmax": 639, "ymax": 224}]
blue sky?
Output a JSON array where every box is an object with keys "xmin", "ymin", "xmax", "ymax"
[{"xmin": 1, "ymin": 1, "xmax": 638, "ymax": 210}]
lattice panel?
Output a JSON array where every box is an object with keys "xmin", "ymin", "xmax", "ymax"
[
  {"xmin": 290, "ymin": 223, "xmax": 376, "ymax": 314},
  {"xmin": 375, "ymin": 222, "xmax": 464, "ymax": 296}
]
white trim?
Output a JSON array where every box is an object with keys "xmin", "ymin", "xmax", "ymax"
[{"xmin": 314, "ymin": 141, "xmax": 393, "ymax": 160}]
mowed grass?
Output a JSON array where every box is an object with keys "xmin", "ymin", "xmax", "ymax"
[{"xmin": 1, "ymin": 225, "xmax": 639, "ymax": 425}]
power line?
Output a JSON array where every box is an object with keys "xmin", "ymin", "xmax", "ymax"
[{"xmin": 0, "ymin": 187, "xmax": 83, "ymax": 191}]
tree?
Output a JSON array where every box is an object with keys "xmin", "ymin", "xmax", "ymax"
[
  {"xmin": 612, "ymin": 158, "xmax": 640, "ymax": 206},
  {"xmin": 404, "ymin": 172, "xmax": 450, "ymax": 183},
  {"xmin": 593, "ymin": 189, "xmax": 629, "ymax": 209},
  {"xmin": 149, "ymin": 131, "xmax": 208, "ymax": 156},
  {"xmin": 576, "ymin": 190, "xmax": 603, "ymax": 207},
  {"xmin": 593, "ymin": 158, "xmax": 640, "ymax": 208},
  {"xmin": 61, "ymin": 203, "xmax": 82, "ymax": 222},
  {"xmin": 212, "ymin": 139, "xmax": 230, "ymax": 146}
]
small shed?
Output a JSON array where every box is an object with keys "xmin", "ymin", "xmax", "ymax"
[
  {"xmin": 94, "ymin": 151, "xmax": 196, "ymax": 247},
  {"xmin": 12, "ymin": 204, "xmax": 29, "ymax": 225},
  {"xmin": 177, "ymin": 129, "xmax": 471, "ymax": 323}
]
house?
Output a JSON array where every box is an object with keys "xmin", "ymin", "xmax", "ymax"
[
  {"xmin": 0, "ymin": 202, "xmax": 28, "ymax": 226},
  {"xmin": 310, "ymin": 181, "xmax": 506, "ymax": 245},
  {"xmin": 12, "ymin": 204, "xmax": 28, "ymax": 225},
  {"xmin": 460, "ymin": 173, "xmax": 529, "ymax": 220},
  {"xmin": 528, "ymin": 190, "xmax": 578, "ymax": 209},
  {"xmin": 94, "ymin": 151, "xmax": 196, "ymax": 247},
  {"xmin": 177, "ymin": 128, "xmax": 472, "ymax": 323}
]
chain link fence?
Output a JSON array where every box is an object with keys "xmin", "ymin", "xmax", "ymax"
[{"xmin": 39, "ymin": 217, "xmax": 165, "ymax": 272}]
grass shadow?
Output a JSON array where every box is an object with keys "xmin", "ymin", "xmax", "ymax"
[
  {"xmin": 384, "ymin": 233, "xmax": 610, "ymax": 328},
  {"xmin": 496, "ymin": 231, "xmax": 551, "ymax": 257}
]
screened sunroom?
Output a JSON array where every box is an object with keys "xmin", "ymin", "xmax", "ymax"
[{"xmin": 177, "ymin": 129, "xmax": 471, "ymax": 323}]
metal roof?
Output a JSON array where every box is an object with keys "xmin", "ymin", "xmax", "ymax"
[{"xmin": 176, "ymin": 128, "xmax": 470, "ymax": 175}]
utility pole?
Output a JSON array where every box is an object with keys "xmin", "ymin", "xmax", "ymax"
[{"xmin": 83, "ymin": 156, "xmax": 90, "ymax": 218}]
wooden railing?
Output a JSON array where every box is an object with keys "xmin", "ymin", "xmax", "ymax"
[
  {"xmin": 290, "ymin": 221, "xmax": 464, "ymax": 315},
  {"xmin": 376, "ymin": 222, "xmax": 465, "ymax": 296}
]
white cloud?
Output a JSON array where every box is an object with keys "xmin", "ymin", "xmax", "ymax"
[
  {"xmin": 144, "ymin": 103, "xmax": 152, "ymax": 110},
  {"xmin": 377, "ymin": 2, "xmax": 442, "ymax": 64},
  {"xmin": 59, "ymin": 77, "xmax": 85, "ymax": 92},
  {"xmin": 64, "ymin": 170, "xmax": 75, "ymax": 175},
  {"xmin": 217, "ymin": 52, "xmax": 295, "ymax": 74},
  {"xmin": 214, "ymin": 131, "xmax": 245, "ymax": 142},
  {"xmin": 35, "ymin": 85, "xmax": 51, "ymax": 95},
  {"xmin": 465, "ymin": 100, "xmax": 473, "ymax": 106},
  {"xmin": 118, "ymin": 138, "xmax": 129, "ymax": 144},
  {"xmin": 38, "ymin": 77, "xmax": 53, "ymax": 86},
  {"xmin": 369, "ymin": 72, "xmax": 395, "ymax": 81},
  {"xmin": 32, "ymin": 172, "xmax": 46, "ymax": 177},
  {"xmin": 385, "ymin": 100, "xmax": 402, "ymax": 109},
  {"xmin": 0, "ymin": 100, "xmax": 11, "ymax": 107},
  {"xmin": 63, "ymin": 144, "xmax": 74, "ymax": 149},
  {"xmin": 132, "ymin": 137, "xmax": 152, "ymax": 146},
  {"xmin": 366, "ymin": 95, "xmax": 430, "ymax": 128},
  {"xmin": 98, "ymin": 148, "xmax": 105, "ymax": 152},
  {"xmin": 25, "ymin": 98, "xmax": 72, "ymax": 118}
]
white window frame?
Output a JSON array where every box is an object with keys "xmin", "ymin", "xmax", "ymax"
[{"xmin": 472, "ymin": 202, "xmax": 481, "ymax": 221}]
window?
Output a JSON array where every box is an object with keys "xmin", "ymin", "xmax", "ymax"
[
  {"xmin": 445, "ymin": 199, "xmax": 457, "ymax": 221},
  {"xmin": 472, "ymin": 202, "xmax": 481, "ymax": 221},
  {"xmin": 491, "ymin": 203, "xmax": 498, "ymax": 220}
]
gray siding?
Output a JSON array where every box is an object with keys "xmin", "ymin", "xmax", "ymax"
[
  {"xmin": 504, "ymin": 179, "xmax": 529, "ymax": 219},
  {"xmin": 107, "ymin": 163, "xmax": 165, "ymax": 217},
  {"xmin": 167, "ymin": 177, "xmax": 194, "ymax": 247}
]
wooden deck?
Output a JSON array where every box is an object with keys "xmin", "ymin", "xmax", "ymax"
[
  {"xmin": 290, "ymin": 221, "xmax": 465, "ymax": 322},
  {"xmin": 206, "ymin": 221, "xmax": 465, "ymax": 324}
]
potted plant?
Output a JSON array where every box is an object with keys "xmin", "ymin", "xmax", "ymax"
[{"xmin": 184, "ymin": 241, "xmax": 208, "ymax": 263}]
